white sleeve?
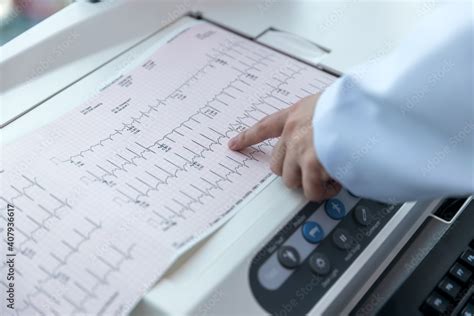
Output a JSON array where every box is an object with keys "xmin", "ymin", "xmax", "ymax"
[{"xmin": 312, "ymin": 3, "xmax": 473, "ymax": 203}]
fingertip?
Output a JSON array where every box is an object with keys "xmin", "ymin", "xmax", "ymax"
[{"xmin": 228, "ymin": 137, "xmax": 239, "ymax": 150}]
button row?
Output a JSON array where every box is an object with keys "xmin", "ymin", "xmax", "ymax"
[
  {"xmin": 302, "ymin": 202, "xmax": 373, "ymax": 245},
  {"xmin": 278, "ymin": 199, "xmax": 366, "ymax": 270},
  {"xmin": 302, "ymin": 198, "xmax": 346, "ymax": 244},
  {"xmin": 278, "ymin": 230, "xmax": 357, "ymax": 270},
  {"xmin": 422, "ymin": 247, "xmax": 474, "ymax": 315},
  {"xmin": 278, "ymin": 249, "xmax": 333, "ymax": 276},
  {"xmin": 302, "ymin": 199, "xmax": 351, "ymax": 244}
]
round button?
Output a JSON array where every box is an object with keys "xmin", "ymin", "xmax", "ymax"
[
  {"xmin": 325, "ymin": 199, "xmax": 346, "ymax": 220},
  {"xmin": 353, "ymin": 205, "xmax": 372, "ymax": 226},
  {"xmin": 309, "ymin": 252, "xmax": 331, "ymax": 276},
  {"xmin": 277, "ymin": 246, "xmax": 300, "ymax": 269},
  {"xmin": 332, "ymin": 228, "xmax": 355, "ymax": 250},
  {"xmin": 302, "ymin": 221, "xmax": 325, "ymax": 244}
]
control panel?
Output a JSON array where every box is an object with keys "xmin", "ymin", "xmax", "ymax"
[
  {"xmin": 249, "ymin": 190, "xmax": 402, "ymax": 315},
  {"xmin": 373, "ymin": 198, "xmax": 473, "ymax": 316}
]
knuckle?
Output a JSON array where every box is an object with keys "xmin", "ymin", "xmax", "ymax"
[
  {"xmin": 270, "ymin": 158, "xmax": 282, "ymax": 175},
  {"xmin": 303, "ymin": 156, "xmax": 318, "ymax": 170},
  {"xmin": 272, "ymin": 144, "xmax": 286, "ymax": 159},
  {"xmin": 304, "ymin": 187, "xmax": 323, "ymax": 201},
  {"xmin": 255, "ymin": 126, "xmax": 267, "ymax": 139},
  {"xmin": 270, "ymin": 163, "xmax": 280, "ymax": 175},
  {"xmin": 285, "ymin": 118, "xmax": 298, "ymax": 131},
  {"xmin": 289, "ymin": 102, "xmax": 300, "ymax": 112},
  {"xmin": 282, "ymin": 175, "xmax": 292, "ymax": 187},
  {"xmin": 320, "ymin": 170, "xmax": 331, "ymax": 182},
  {"xmin": 258, "ymin": 116, "xmax": 269, "ymax": 124},
  {"xmin": 307, "ymin": 158, "xmax": 318, "ymax": 170},
  {"xmin": 282, "ymin": 174, "xmax": 297, "ymax": 188},
  {"xmin": 327, "ymin": 181, "xmax": 342, "ymax": 195}
]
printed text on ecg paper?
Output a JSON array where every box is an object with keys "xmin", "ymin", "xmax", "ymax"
[{"xmin": 0, "ymin": 22, "xmax": 335, "ymax": 315}]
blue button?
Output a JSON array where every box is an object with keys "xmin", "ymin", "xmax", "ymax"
[
  {"xmin": 302, "ymin": 221, "xmax": 324, "ymax": 243},
  {"xmin": 325, "ymin": 199, "xmax": 346, "ymax": 220}
]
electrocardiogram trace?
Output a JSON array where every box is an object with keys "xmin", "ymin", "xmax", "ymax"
[
  {"xmin": 0, "ymin": 22, "xmax": 337, "ymax": 316},
  {"xmin": 0, "ymin": 175, "xmax": 73, "ymax": 254},
  {"xmin": 0, "ymin": 172, "xmax": 112, "ymax": 315},
  {"xmin": 14, "ymin": 216, "xmax": 105, "ymax": 316},
  {"xmin": 46, "ymin": 31, "xmax": 333, "ymax": 232}
]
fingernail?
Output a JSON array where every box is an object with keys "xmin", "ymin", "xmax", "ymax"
[{"xmin": 228, "ymin": 137, "xmax": 238, "ymax": 150}]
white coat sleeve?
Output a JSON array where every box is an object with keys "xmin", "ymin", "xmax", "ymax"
[{"xmin": 312, "ymin": 3, "xmax": 473, "ymax": 203}]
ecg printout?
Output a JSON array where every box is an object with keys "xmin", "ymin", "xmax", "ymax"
[{"xmin": 0, "ymin": 22, "xmax": 336, "ymax": 315}]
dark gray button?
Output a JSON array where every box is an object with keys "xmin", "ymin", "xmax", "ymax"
[
  {"xmin": 425, "ymin": 292, "xmax": 449, "ymax": 314},
  {"xmin": 309, "ymin": 252, "xmax": 331, "ymax": 276},
  {"xmin": 277, "ymin": 246, "xmax": 300, "ymax": 269},
  {"xmin": 460, "ymin": 249, "xmax": 474, "ymax": 269},
  {"xmin": 437, "ymin": 277, "xmax": 461, "ymax": 299},
  {"xmin": 353, "ymin": 205, "xmax": 372, "ymax": 226},
  {"xmin": 449, "ymin": 263, "xmax": 472, "ymax": 283},
  {"xmin": 332, "ymin": 228, "xmax": 355, "ymax": 250}
]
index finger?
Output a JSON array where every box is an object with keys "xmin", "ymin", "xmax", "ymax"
[{"xmin": 228, "ymin": 108, "xmax": 289, "ymax": 150}]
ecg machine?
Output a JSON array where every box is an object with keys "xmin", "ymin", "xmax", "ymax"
[{"xmin": 2, "ymin": 1, "xmax": 473, "ymax": 315}]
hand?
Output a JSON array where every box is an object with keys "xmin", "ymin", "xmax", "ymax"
[{"xmin": 228, "ymin": 94, "xmax": 341, "ymax": 201}]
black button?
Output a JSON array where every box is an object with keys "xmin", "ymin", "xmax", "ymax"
[
  {"xmin": 332, "ymin": 228, "xmax": 356, "ymax": 250},
  {"xmin": 353, "ymin": 205, "xmax": 372, "ymax": 226},
  {"xmin": 449, "ymin": 263, "xmax": 472, "ymax": 283},
  {"xmin": 277, "ymin": 246, "xmax": 300, "ymax": 269},
  {"xmin": 437, "ymin": 277, "xmax": 461, "ymax": 300},
  {"xmin": 460, "ymin": 302, "xmax": 474, "ymax": 316},
  {"xmin": 425, "ymin": 292, "xmax": 449, "ymax": 314},
  {"xmin": 460, "ymin": 249, "xmax": 474, "ymax": 269},
  {"xmin": 309, "ymin": 252, "xmax": 331, "ymax": 276}
]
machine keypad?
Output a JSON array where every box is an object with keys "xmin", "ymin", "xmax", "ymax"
[
  {"xmin": 421, "ymin": 242, "xmax": 474, "ymax": 315},
  {"xmin": 250, "ymin": 191, "xmax": 401, "ymax": 315}
]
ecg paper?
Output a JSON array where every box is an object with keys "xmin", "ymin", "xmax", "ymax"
[{"xmin": 0, "ymin": 22, "xmax": 336, "ymax": 315}]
